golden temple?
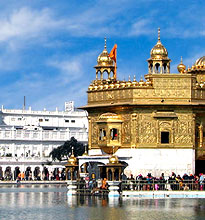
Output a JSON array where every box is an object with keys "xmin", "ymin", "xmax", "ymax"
[{"xmin": 81, "ymin": 28, "xmax": 205, "ymax": 176}]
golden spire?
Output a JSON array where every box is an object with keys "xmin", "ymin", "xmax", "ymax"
[
  {"xmin": 158, "ymin": 27, "xmax": 161, "ymax": 43},
  {"xmin": 67, "ymin": 146, "xmax": 77, "ymax": 165},
  {"xmin": 104, "ymin": 37, "xmax": 107, "ymax": 50},
  {"xmin": 177, "ymin": 56, "xmax": 186, "ymax": 73},
  {"xmin": 71, "ymin": 146, "xmax": 74, "ymax": 156}
]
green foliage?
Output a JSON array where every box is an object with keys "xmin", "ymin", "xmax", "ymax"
[{"xmin": 49, "ymin": 137, "xmax": 86, "ymax": 161}]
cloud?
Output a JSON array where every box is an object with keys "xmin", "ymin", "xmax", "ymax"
[
  {"xmin": 0, "ymin": 7, "xmax": 65, "ymax": 48},
  {"xmin": 129, "ymin": 19, "xmax": 154, "ymax": 37},
  {"xmin": 47, "ymin": 59, "xmax": 83, "ymax": 85}
]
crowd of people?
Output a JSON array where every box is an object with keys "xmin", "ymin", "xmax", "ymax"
[{"xmin": 121, "ymin": 172, "xmax": 205, "ymax": 191}]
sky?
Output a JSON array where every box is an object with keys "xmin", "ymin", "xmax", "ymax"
[{"xmin": 0, "ymin": 0, "xmax": 204, "ymax": 110}]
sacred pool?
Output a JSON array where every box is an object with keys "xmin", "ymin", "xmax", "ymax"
[{"xmin": 0, "ymin": 184, "xmax": 204, "ymax": 220}]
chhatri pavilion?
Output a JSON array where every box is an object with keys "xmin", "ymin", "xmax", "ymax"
[{"xmin": 80, "ymin": 29, "xmax": 205, "ymax": 177}]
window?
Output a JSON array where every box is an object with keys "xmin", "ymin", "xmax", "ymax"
[
  {"xmin": 39, "ymin": 119, "xmax": 43, "ymax": 122},
  {"xmin": 99, "ymin": 129, "xmax": 106, "ymax": 141},
  {"xmin": 110, "ymin": 128, "xmax": 118, "ymax": 140},
  {"xmin": 71, "ymin": 120, "xmax": 75, "ymax": 123},
  {"xmin": 65, "ymin": 120, "xmax": 69, "ymax": 123},
  {"xmin": 161, "ymin": 131, "xmax": 169, "ymax": 144},
  {"xmin": 45, "ymin": 119, "xmax": 49, "ymax": 122},
  {"xmin": 18, "ymin": 118, "xmax": 22, "ymax": 121}
]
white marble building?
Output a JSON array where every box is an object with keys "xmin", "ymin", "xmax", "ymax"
[{"xmin": 0, "ymin": 101, "xmax": 88, "ymax": 180}]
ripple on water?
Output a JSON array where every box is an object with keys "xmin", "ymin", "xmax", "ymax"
[{"xmin": 0, "ymin": 185, "xmax": 205, "ymax": 220}]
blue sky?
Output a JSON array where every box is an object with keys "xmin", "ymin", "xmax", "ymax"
[{"xmin": 0, "ymin": 0, "xmax": 204, "ymax": 110}]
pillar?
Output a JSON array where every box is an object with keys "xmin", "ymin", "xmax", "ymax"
[
  {"xmin": 88, "ymin": 117, "xmax": 92, "ymax": 150},
  {"xmin": 199, "ymin": 123, "xmax": 203, "ymax": 148}
]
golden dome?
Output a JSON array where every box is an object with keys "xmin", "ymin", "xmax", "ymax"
[
  {"xmin": 97, "ymin": 38, "xmax": 114, "ymax": 67},
  {"xmin": 68, "ymin": 153, "xmax": 77, "ymax": 165},
  {"xmin": 177, "ymin": 56, "xmax": 186, "ymax": 73},
  {"xmin": 109, "ymin": 154, "xmax": 119, "ymax": 164},
  {"xmin": 194, "ymin": 56, "xmax": 205, "ymax": 67},
  {"xmin": 150, "ymin": 28, "xmax": 168, "ymax": 59},
  {"xmin": 187, "ymin": 56, "xmax": 205, "ymax": 73}
]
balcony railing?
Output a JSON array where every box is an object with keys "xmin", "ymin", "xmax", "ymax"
[{"xmin": 0, "ymin": 130, "xmax": 88, "ymax": 142}]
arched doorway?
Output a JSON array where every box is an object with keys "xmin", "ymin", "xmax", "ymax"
[
  {"xmin": 86, "ymin": 162, "xmax": 105, "ymax": 180},
  {"xmin": 5, "ymin": 166, "xmax": 12, "ymax": 180},
  {"xmin": 25, "ymin": 167, "xmax": 32, "ymax": 180},
  {"xmin": 34, "ymin": 167, "xmax": 40, "ymax": 180},
  {"xmin": 0, "ymin": 167, "xmax": 3, "ymax": 180},
  {"xmin": 42, "ymin": 167, "xmax": 49, "ymax": 180},
  {"xmin": 14, "ymin": 167, "xmax": 21, "ymax": 180}
]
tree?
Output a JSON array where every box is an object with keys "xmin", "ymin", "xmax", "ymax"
[{"xmin": 49, "ymin": 137, "xmax": 86, "ymax": 161}]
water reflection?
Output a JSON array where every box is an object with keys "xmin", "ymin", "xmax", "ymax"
[{"xmin": 0, "ymin": 185, "xmax": 204, "ymax": 220}]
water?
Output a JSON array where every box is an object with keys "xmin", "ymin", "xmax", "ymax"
[{"xmin": 0, "ymin": 184, "xmax": 205, "ymax": 220}]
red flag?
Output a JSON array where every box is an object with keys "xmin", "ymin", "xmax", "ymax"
[{"xmin": 109, "ymin": 44, "xmax": 117, "ymax": 62}]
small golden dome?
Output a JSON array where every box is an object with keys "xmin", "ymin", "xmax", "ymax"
[
  {"xmin": 109, "ymin": 154, "xmax": 119, "ymax": 164},
  {"xmin": 68, "ymin": 154, "xmax": 77, "ymax": 165},
  {"xmin": 139, "ymin": 76, "xmax": 145, "ymax": 86},
  {"xmin": 115, "ymin": 81, "xmax": 120, "ymax": 88},
  {"xmin": 97, "ymin": 38, "xmax": 114, "ymax": 67},
  {"xmin": 120, "ymin": 80, "xmax": 126, "ymax": 88},
  {"xmin": 177, "ymin": 57, "xmax": 186, "ymax": 73},
  {"xmin": 146, "ymin": 78, "xmax": 152, "ymax": 86},
  {"xmin": 88, "ymin": 84, "xmax": 94, "ymax": 91},
  {"xmin": 132, "ymin": 75, "xmax": 138, "ymax": 86},
  {"xmin": 150, "ymin": 28, "xmax": 168, "ymax": 59},
  {"xmin": 82, "ymin": 148, "xmax": 88, "ymax": 156},
  {"xmin": 126, "ymin": 76, "xmax": 132, "ymax": 87}
]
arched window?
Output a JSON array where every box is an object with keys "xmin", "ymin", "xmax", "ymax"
[
  {"xmin": 110, "ymin": 128, "xmax": 118, "ymax": 140},
  {"xmin": 103, "ymin": 70, "xmax": 109, "ymax": 79},
  {"xmin": 99, "ymin": 129, "xmax": 106, "ymax": 141},
  {"xmin": 163, "ymin": 63, "xmax": 167, "ymax": 73},
  {"xmin": 149, "ymin": 64, "xmax": 153, "ymax": 73},
  {"xmin": 155, "ymin": 63, "xmax": 160, "ymax": 73},
  {"xmin": 96, "ymin": 70, "xmax": 101, "ymax": 80},
  {"xmin": 110, "ymin": 70, "xmax": 114, "ymax": 78}
]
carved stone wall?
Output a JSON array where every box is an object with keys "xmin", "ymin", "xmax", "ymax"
[
  {"xmin": 90, "ymin": 115, "xmax": 99, "ymax": 146},
  {"xmin": 121, "ymin": 114, "xmax": 131, "ymax": 145},
  {"xmin": 174, "ymin": 114, "xmax": 194, "ymax": 145},
  {"xmin": 138, "ymin": 113, "xmax": 157, "ymax": 144}
]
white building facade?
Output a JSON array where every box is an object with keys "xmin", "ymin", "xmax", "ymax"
[{"xmin": 0, "ymin": 101, "xmax": 88, "ymax": 180}]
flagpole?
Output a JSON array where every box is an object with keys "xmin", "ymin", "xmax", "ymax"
[{"xmin": 114, "ymin": 46, "xmax": 117, "ymax": 80}]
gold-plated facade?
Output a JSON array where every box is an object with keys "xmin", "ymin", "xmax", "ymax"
[{"xmin": 81, "ymin": 31, "xmax": 205, "ymax": 172}]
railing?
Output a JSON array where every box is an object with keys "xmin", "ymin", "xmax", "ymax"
[
  {"xmin": 0, "ymin": 130, "xmax": 88, "ymax": 142},
  {"xmin": 120, "ymin": 180, "xmax": 205, "ymax": 191}
]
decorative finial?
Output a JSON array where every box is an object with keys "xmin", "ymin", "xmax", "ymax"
[
  {"xmin": 71, "ymin": 146, "xmax": 74, "ymax": 155},
  {"xmin": 181, "ymin": 56, "xmax": 183, "ymax": 64},
  {"xmin": 140, "ymin": 75, "xmax": 143, "ymax": 80},
  {"xmin": 104, "ymin": 37, "xmax": 107, "ymax": 49},
  {"xmin": 133, "ymin": 75, "xmax": 136, "ymax": 81},
  {"xmin": 128, "ymin": 75, "xmax": 131, "ymax": 81},
  {"xmin": 158, "ymin": 27, "xmax": 161, "ymax": 42}
]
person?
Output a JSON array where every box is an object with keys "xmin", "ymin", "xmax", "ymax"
[
  {"xmin": 89, "ymin": 179, "xmax": 93, "ymax": 190},
  {"xmin": 101, "ymin": 178, "xmax": 107, "ymax": 190},
  {"xmin": 199, "ymin": 173, "xmax": 204, "ymax": 191},
  {"xmin": 21, "ymin": 172, "xmax": 25, "ymax": 181},
  {"xmin": 18, "ymin": 172, "xmax": 21, "ymax": 181}
]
